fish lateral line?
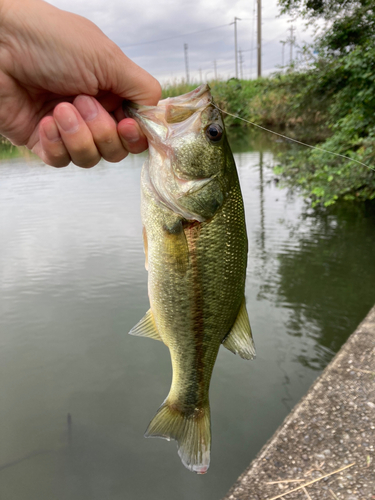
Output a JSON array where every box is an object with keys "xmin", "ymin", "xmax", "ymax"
[
  {"xmin": 211, "ymin": 102, "xmax": 374, "ymax": 172},
  {"xmin": 129, "ymin": 84, "xmax": 250, "ymax": 474}
]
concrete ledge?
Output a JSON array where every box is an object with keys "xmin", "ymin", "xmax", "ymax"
[{"xmin": 223, "ymin": 306, "xmax": 375, "ymax": 500}]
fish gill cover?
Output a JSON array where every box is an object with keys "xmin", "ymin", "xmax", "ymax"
[{"xmin": 124, "ymin": 85, "xmax": 255, "ymax": 473}]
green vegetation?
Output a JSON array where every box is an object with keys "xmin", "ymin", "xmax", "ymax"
[
  {"xmin": 0, "ymin": 136, "xmax": 26, "ymax": 160},
  {"xmin": 273, "ymin": 0, "xmax": 375, "ymax": 206},
  {"xmin": 161, "ymin": 81, "xmax": 198, "ymax": 98},
  {"xmin": 163, "ymin": 0, "xmax": 375, "ymax": 207},
  {"xmin": 5, "ymin": 0, "xmax": 375, "ymax": 208}
]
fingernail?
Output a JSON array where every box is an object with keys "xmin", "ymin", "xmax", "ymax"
[
  {"xmin": 124, "ymin": 128, "xmax": 141, "ymax": 143},
  {"xmin": 43, "ymin": 119, "xmax": 61, "ymax": 142},
  {"xmin": 75, "ymin": 96, "xmax": 98, "ymax": 121},
  {"xmin": 55, "ymin": 104, "xmax": 79, "ymax": 133}
]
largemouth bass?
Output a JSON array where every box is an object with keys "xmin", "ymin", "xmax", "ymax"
[{"xmin": 125, "ymin": 85, "xmax": 255, "ymax": 474}]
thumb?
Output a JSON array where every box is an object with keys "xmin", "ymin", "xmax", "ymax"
[{"xmin": 103, "ymin": 45, "xmax": 162, "ymax": 106}]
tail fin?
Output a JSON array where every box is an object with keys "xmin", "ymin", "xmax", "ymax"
[{"xmin": 144, "ymin": 400, "xmax": 211, "ymax": 474}]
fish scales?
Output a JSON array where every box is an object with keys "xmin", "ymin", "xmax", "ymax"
[
  {"xmin": 125, "ymin": 85, "xmax": 255, "ymax": 474},
  {"xmin": 145, "ymin": 181, "xmax": 247, "ymax": 402}
]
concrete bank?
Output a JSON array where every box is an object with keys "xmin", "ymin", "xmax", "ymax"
[{"xmin": 224, "ymin": 306, "xmax": 375, "ymax": 500}]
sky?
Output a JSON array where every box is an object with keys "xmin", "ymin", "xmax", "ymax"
[{"xmin": 48, "ymin": 0, "xmax": 315, "ymax": 84}]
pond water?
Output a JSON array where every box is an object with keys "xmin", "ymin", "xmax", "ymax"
[{"xmin": 1, "ymin": 135, "xmax": 375, "ymax": 500}]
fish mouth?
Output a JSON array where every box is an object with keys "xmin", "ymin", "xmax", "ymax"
[
  {"xmin": 124, "ymin": 84, "xmax": 211, "ymax": 114},
  {"xmin": 122, "ymin": 84, "xmax": 213, "ymax": 141}
]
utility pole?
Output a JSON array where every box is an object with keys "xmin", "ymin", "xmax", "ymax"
[
  {"xmin": 233, "ymin": 17, "xmax": 241, "ymax": 78},
  {"xmin": 239, "ymin": 49, "xmax": 244, "ymax": 80},
  {"xmin": 297, "ymin": 50, "xmax": 303, "ymax": 67},
  {"xmin": 184, "ymin": 43, "xmax": 189, "ymax": 84},
  {"xmin": 214, "ymin": 60, "xmax": 217, "ymax": 80},
  {"xmin": 288, "ymin": 25, "xmax": 295, "ymax": 65},
  {"xmin": 257, "ymin": 0, "xmax": 261, "ymax": 78},
  {"xmin": 280, "ymin": 40, "xmax": 286, "ymax": 69},
  {"xmin": 199, "ymin": 68, "xmax": 202, "ymax": 83}
]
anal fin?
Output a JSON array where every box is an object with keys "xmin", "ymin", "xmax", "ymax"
[
  {"xmin": 222, "ymin": 298, "xmax": 256, "ymax": 360},
  {"xmin": 129, "ymin": 309, "xmax": 162, "ymax": 342}
]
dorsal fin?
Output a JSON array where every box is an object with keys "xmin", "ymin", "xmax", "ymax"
[
  {"xmin": 222, "ymin": 298, "xmax": 256, "ymax": 360},
  {"xmin": 129, "ymin": 309, "xmax": 162, "ymax": 342}
]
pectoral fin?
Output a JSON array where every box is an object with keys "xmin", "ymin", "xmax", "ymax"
[
  {"xmin": 163, "ymin": 220, "xmax": 189, "ymax": 274},
  {"xmin": 129, "ymin": 309, "xmax": 162, "ymax": 342},
  {"xmin": 222, "ymin": 298, "xmax": 256, "ymax": 360}
]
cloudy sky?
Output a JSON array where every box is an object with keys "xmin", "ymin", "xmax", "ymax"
[{"xmin": 49, "ymin": 0, "xmax": 314, "ymax": 84}]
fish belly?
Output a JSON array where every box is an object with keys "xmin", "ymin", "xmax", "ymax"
[
  {"xmin": 145, "ymin": 180, "xmax": 247, "ymax": 403},
  {"xmin": 140, "ymin": 179, "xmax": 247, "ymax": 473}
]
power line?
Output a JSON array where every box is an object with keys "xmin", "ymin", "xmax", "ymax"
[
  {"xmin": 121, "ymin": 18, "xmax": 270, "ymax": 49},
  {"xmin": 122, "ymin": 23, "xmax": 233, "ymax": 48},
  {"xmin": 121, "ymin": 17, "xmax": 309, "ymax": 81},
  {"xmin": 242, "ymin": 32, "xmax": 284, "ymax": 54}
]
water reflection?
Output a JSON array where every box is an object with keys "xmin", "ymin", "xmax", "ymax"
[
  {"xmin": 258, "ymin": 151, "xmax": 266, "ymax": 254},
  {"xmin": 1, "ymin": 139, "xmax": 375, "ymax": 500},
  {"xmin": 274, "ymin": 202, "xmax": 375, "ymax": 369}
]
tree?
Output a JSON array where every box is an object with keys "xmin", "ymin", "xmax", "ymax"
[
  {"xmin": 273, "ymin": 0, "xmax": 375, "ymax": 206},
  {"xmin": 278, "ymin": 0, "xmax": 372, "ymax": 22}
]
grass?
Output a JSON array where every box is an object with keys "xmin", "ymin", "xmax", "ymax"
[
  {"xmin": 0, "ymin": 137, "xmax": 27, "ymax": 160},
  {"xmin": 161, "ymin": 77, "xmax": 330, "ymax": 144}
]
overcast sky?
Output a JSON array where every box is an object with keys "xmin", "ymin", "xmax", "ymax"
[{"xmin": 49, "ymin": 0, "xmax": 314, "ymax": 84}]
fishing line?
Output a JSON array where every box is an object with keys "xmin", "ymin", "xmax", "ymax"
[{"xmin": 211, "ymin": 103, "xmax": 375, "ymax": 172}]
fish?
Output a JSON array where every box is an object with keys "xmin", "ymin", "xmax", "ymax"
[{"xmin": 124, "ymin": 84, "xmax": 255, "ymax": 474}]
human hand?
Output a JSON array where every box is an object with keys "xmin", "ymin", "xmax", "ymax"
[{"xmin": 0, "ymin": 0, "xmax": 161, "ymax": 167}]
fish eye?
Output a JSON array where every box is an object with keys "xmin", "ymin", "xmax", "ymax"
[{"xmin": 205, "ymin": 124, "xmax": 223, "ymax": 142}]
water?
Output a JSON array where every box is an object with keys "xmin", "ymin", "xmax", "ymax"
[{"xmin": 1, "ymin": 138, "xmax": 375, "ymax": 500}]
